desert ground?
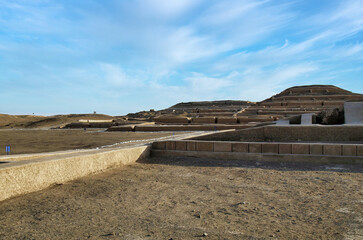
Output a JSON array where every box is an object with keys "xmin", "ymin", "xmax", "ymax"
[
  {"xmin": 0, "ymin": 157, "xmax": 361, "ymax": 239},
  {"xmin": 0, "ymin": 129, "xmax": 184, "ymax": 155},
  {"xmin": 0, "ymin": 113, "xmax": 118, "ymax": 129}
]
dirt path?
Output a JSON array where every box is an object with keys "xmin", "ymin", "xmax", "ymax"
[
  {"xmin": 0, "ymin": 157, "xmax": 362, "ymax": 239},
  {"xmin": 0, "ymin": 129, "xmax": 188, "ymax": 155}
]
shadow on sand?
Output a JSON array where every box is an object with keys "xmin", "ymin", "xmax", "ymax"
[{"xmin": 138, "ymin": 156, "xmax": 363, "ymax": 173}]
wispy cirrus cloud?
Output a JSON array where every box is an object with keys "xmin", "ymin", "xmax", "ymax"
[{"xmin": 0, "ymin": 0, "xmax": 362, "ymax": 115}]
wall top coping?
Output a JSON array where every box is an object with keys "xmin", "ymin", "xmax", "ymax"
[{"xmin": 154, "ymin": 140, "xmax": 363, "ymax": 146}]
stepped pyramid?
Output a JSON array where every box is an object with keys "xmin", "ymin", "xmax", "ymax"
[{"xmin": 238, "ymin": 85, "xmax": 363, "ymax": 118}]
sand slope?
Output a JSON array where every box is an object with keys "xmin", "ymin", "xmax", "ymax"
[{"xmin": 0, "ymin": 114, "xmax": 114, "ymax": 129}]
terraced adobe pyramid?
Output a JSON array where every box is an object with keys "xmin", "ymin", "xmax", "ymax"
[
  {"xmin": 238, "ymin": 85, "xmax": 363, "ymax": 119},
  {"xmin": 108, "ymin": 85, "xmax": 362, "ymax": 131}
]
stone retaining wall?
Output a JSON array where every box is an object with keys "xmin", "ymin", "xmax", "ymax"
[
  {"xmin": 0, "ymin": 146, "xmax": 151, "ymax": 202},
  {"xmin": 191, "ymin": 117, "xmax": 216, "ymax": 124},
  {"xmin": 192, "ymin": 125, "xmax": 363, "ymax": 142},
  {"xmin": 152, "ymin": 140, "xmax": 363, "ymax": 164},
  {"xmin": 154, "ymin": 117, "xmax": 190, "ymax": 124},
  {"xmin": 153, "ymin": 140, "xmax": 363, "ymax": 156},
  {"xmin": 273, "ymin": 95, "xmax": 363, "ymax": 101},
  {"xmin": 217, "ymin": 117, "xmax": 238, "ymax": 124},
  {"xmin": 237, "ymin": 117, "xmax": 273, "ymax": 123},
  {"xmin": 193, "ymin": 109, "xmax": 238, "ymax": 113},
  {"xmin": 108, "ymin": 124, "xmax": 253, "ymax": 132}
]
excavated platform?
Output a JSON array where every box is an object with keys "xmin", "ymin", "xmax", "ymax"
[
  {"xmin": 0, "ymin": 131, "xmax": 209, "ymax": 202},
  {"xmin": 0, "ymin": 157, "xmax": 362, "ymax": 239}
]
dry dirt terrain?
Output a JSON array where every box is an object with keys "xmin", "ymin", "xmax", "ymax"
[
  {"xmin": 0, "ymin": 157, "xmax": 361, "ymax": 239},
  {"xmin": 0, "ymin": 113, "xmax": 117, "ymax": 129},
  {"xmin": 0, "ymin": 129, "xmax": 182, "ymax": 155}
]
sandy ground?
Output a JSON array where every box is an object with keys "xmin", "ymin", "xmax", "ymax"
[
  {"xmin": 0, "ymin": 157, "xmax": 362, "ymax": 239},
  {"xmin": 0, "ymin": 113, "xmax": 117, "ymax": 129},
  {"xmin": 0, "ymin": 129, "xmax": 184, "ymax": 155}
]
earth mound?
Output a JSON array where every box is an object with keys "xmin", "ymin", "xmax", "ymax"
[
  {"xmin": 170, "ymin": 100, "xmax": 253, "ymax": 110},
  {"xmin": 270, "ymin": 85, "xmax": 354, "ymax": 97},
  {"xmin": 236, "ymin": 85, "xmax": 363, "ymax": 120},
  {"xmin": 0, "ymin": 114, "xmax": 114, "ymax": 129}
]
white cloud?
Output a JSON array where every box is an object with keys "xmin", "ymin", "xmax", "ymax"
[
  {"xmin": 98, "ymin": 63, "xmax": 145, "ymax": 88},
  {"xmin": 184, "ymin": 72, "xmax": 233, "ymax": 93},
  {"xmin": 235, "ymin": 64, "xmax": 319, "ymax": 101},
  {"xmin": 164, "ymin": 27, "xmax": 216, "ymax": 63},
  {"xmin": 1, "ymin": 0, "xmax": 363, "ymax": 115},
  {"xmin": 305, "ymin": 0, "xmax": 363, "ymax": 42},
  {"xmin": 199, "ymin": 0, "xmax": 266, "ymax": 25},
  {"xmin": 137, "ymin": 0, "xmax": 201, "ymax": 19},
  {"xmin": 329, "ymin": 0, "xmax": 363, "ymax": 25},
  {"xmin": 194, "ymin": 0, "xmax": 293, "ymax": 51}
]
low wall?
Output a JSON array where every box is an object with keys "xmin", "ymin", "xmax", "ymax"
[
  {"xmin": 192, "ymin": 125, "xmax": 363, "ymax": 142},
  {"xmin": 322, "ymin": 101, "xmax": 344, "ymax": 106},
  {"xmin": 78, "ymin": 119, "xmax": 113, "ymax": 123},
  {"xmin": 108, "ymin": 125, "xmax": 135, "ymax": 131},
  {"xmin": 151, "ymin": 140, "xmax": 363, "ymax": 164},
  {"xmin": 237, "ymin": 117, "xmax": 273, "ymax": 123},
  {"xmin": 0, "ymin": 145, "xmax": 150, "ymax": 202},
  {"xmin": 88, "ymin": 122, "xmax": 114, "ymax": 128},
  {"xmin": 255, "ymin": 110, "xmax": 321, "ymax": 115},
  {"xmin": 260, "ymin": 102, "xmax": 283, "ymax": 106},
  {"xmin": 65, "ymin": 122, "xmax": 114, "ymax": 128},
  {"xmin": 275, "ymin": 94, "xmax": 363, "ymax": 101},
  {"xmin": 154, "ymin": 117, "xmax": 190, "ymax": 124},
  {"xmin": 191, "ymin": 117, "xmax": 216, "ymax": 124},
  {"xmin": 108, "ymin": 124, "xmax": 253, "ymax": 132},
  {"xmin": 199, "ymin": 112, "xmax": 235, "ymax": 116},
  {"xmin": 217, "ymin": 117, "xmax": 238, "ymax": 124},
  {"xmin": 195, "ymin": 109, "xmax": 237, "ymax": 113},
  {"xmin": 260, "ymin": 102, "xmax": 326, "ymax": 107}
]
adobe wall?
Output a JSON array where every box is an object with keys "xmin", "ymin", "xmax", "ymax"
[
  {"xmin": 108, "ymin": 125, "xmax": 135, "ymax": 131},
  {"xmin": 255, "ymin": 110, "xmax": 321, "ymax": 115},
  {"xmin": 191, "ymin": 127, "xmax": 264, "ymax": 141},
  {"xmin": 274, "ymin": 95, "xmax": 363, "ymax": 101},
  {"xmin": 0, "ymin": 145, "xmax": 151, "ymax": 202},
  {"xmin": 88, "ymin": 122, "xmax": 114, "ymax": 128},
  {"xmin": 108, "ymin": 124, "xmax": 253, "ymax": 132},
  {"xmin": 237, "ymin": 117, "xmax": 273, "ymax": 123},
  {"xmin": 279, "ymin": 87, "xmax": 349, "ymax": 95},
  {"xmin": 322, "ymin": 101, "xmax": 345, "ymax": 106},
  {"xmin": 191, "ymin": 117, "xmax": 216, "ymax": 124},
  {"xmin": 153, "ymin": 140, "xmax": 363, "ymax": 157},
  {"xmin": 78, "ymin": 119, "xmax": 113, "ymax": 123},
  {"xmin": 192, "ymin": 125, "xmax": 363, "ymax": 142},
  {"xmin": 154, "ymin": 117, "xmax": 190, "ymax": 124},
  {"xmin": 64, "ymin": 122, "xmax": 91, "ymax": 128},
  {"xmin": 194, "ymin": 109, "xmax": 238, "ymax": 113},
  {"xmin": 65, "ymin": 122, "xmax": 114, "ymax": 128},
  {"xmin": 151, "ymin": 140, "xmax": 363, "ymax": 164},
  {"xmin": 245, "ymin": 107, "xmax": 332, "ymax": 111},
  {"xmin": 217, "ymin": 117, "xmax": 238, "ymax": 124},
  {"xmin": 198, "ymin": 112, "xmax": 235, "ymax": 116}
]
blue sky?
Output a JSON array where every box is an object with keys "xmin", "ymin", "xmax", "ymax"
[{"xmin": 0, "ymin": 0, "xmax": 362, "ymax": 115}]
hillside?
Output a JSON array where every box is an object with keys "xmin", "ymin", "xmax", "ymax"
[
  {"xmin": 0, "ymin": 114, "xmax": 115, "ymax": 129},
  {"xmin": 2, "ymin": 85, "xmax": 362, "ymax": 129},
  {"xmin": 237, "ymin": 85, "xmax": 363, "ymax": 119},
  {"xmin": 169, "ymin": 100, "xmax": 254, "ymax": 110}
]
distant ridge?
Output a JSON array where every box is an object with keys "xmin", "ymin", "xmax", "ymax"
[
  {"xmin": 170, "ymin": 100, "xmax": 253, "ymax": 110},
  {"xmin": 0, "ymin": 114, "xmax": 114, "ymax": 129},
  {"xmin": 270, "ymin": 85, "xmax": 355, "ymax": 98},
  {"xmin": 3, "ymin": 85, "xmax": 363, "ymax": 129}
]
